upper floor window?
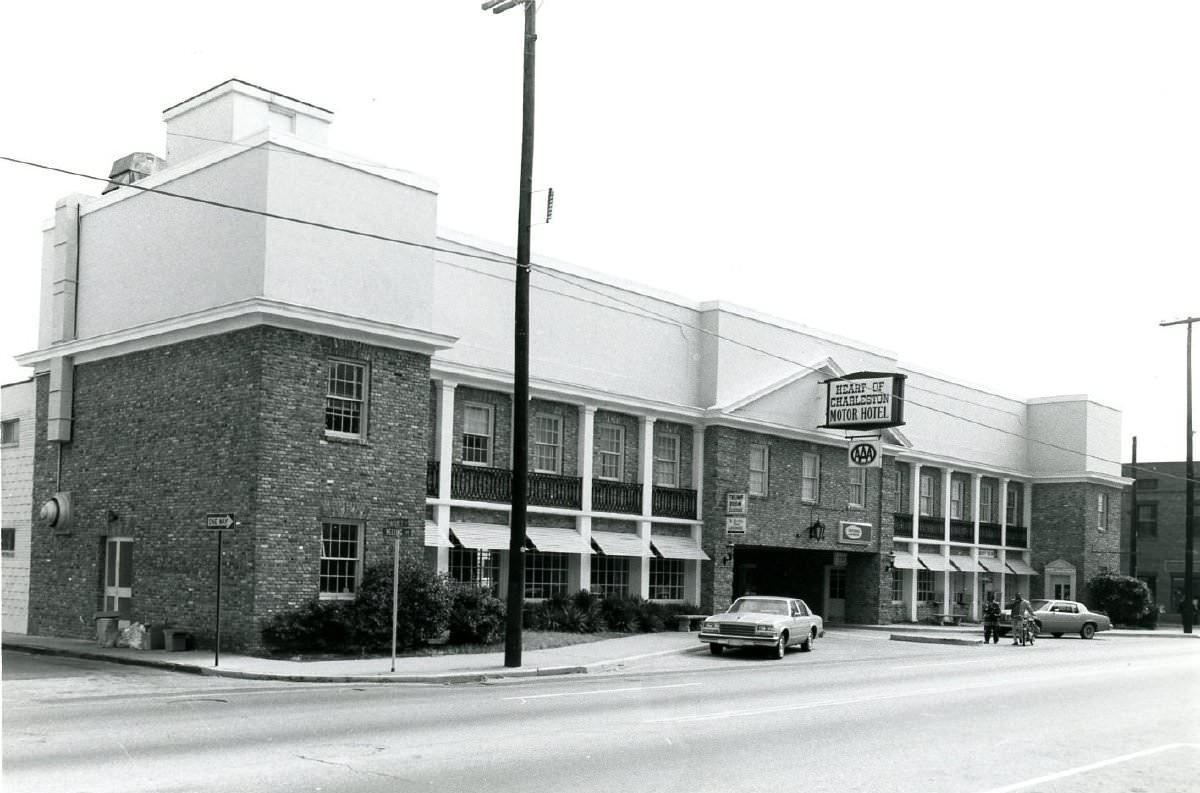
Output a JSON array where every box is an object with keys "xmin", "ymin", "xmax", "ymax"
[
  {"xmin": 1136, "ymin": 503, "xmax": 1158, "ymax": 538},
  {"xmin": 919, "ymin": 473, "xmax": 935, "ymax": 516},
  {"xmin": 980, "ymin": 481, "xmax": 997, "ymax": 523},
  {"xmin": 596, "ymin": 424, "xmax": 625, "ymax": 480},
  {"xmin": 462, "ymin": 403, "xmax": 493, "ymax": 466},
  {"xmin": 1, "ymin": 527, "xmax": 14, "ymax": 557},
  {"xmin": 653, "ymin": 433, "xmax": 680, "ymax": 488},
  {"xmin": 950, "ymin": 478, "xmax": 967, "ymax": 520},
  {"xmin": 1006, "ymin": 482, "xmax": 1021, "ymax": 525},
  {"xmin": 749, "ymin": 444, "xmax": 769, "ymax": 496},
  {"xmin": 849, "ymin": 467, "xmax": 866, "ymax": 507},
  {"xmin": 1, "ymin": 419, "xmax": 19, "ymax": 446},
  {"xmin": 533, "ymin": 414, "xmax": 562, "ymax": 474},
  {"xmin": 324, "ymin": 360, "xmax": 366, "ymax": 438},
  {"xmin": 1097, "ymin": 492, "xmax": 1109, "ymax": 531},
  {"xmin": 319, "ymin": 520, "xmax": 361, "ymax": 598},
  {"xmin": 801, "ymin": 452, "xmax": 820, "ymax": 503},
  {"xmin": 896, "ymin": 466, "xmax": 911, "ymax": 512}
]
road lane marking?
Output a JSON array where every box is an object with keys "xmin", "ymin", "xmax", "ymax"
[
  {"xmin": 894, "ymin": 660, "xmax": 978, "ymax": 670},
  {"xmin": 972, "ymin": 743, "xmax": 1200, "ymax": 793},
  {"xmin": 503, "ymin": 682, "xmax": 700, "ymax": 701}
]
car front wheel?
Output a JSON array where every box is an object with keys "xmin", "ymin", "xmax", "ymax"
[
  {"xmin": 773, "ymin": 632, "xmax": 788, "ymax": 659},
  {"xmin": 709, "ymin": 643, "xmax": 724, "ymax": 656},
  {"xmin": 1081, "ymin": 623, "xmax": 1096, "ymax": 640}
]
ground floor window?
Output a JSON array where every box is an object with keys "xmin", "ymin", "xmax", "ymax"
[
  {"xmin": 590, "ymin": 556, "xmax": 629, "ymax": 597},
  {"xmin": 449, "ymin": 548, "xmax": 501, "ymax": 596},
  {"xmin": 103, "ymin": 537, "xmax": 134, "ymax": 617},
  {"xmin": 320, "ymin": 521, "xmax": 361, "ymax": 598},
  {"xmin": 525, "ymin": 552, "xmax": 569, "ymax": 599},
  {"xmin": 917, "ymin": 569, "xmax": 935, "ymax": 602},
  {"xmin": 891, "ymin": 568, "xmax": 904, "ymax": 601},
  {"xmin": 650, "ymin": 557, "xmax": 685, "ymax": 601},
  {"xmin": 828, "ymin": 567, "xmax": 847, "ymax": 599}
]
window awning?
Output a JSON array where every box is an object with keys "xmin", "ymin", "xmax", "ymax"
[
  {"xmin": 590, "ymin": 531, "xmax": 646, "ymax": 557},
  {"xmin": 917, "ymin": 553, "xmax": 954, "ymax": 572},
  {"xmin": 1006, "ymin": 558, "xmax": 1038, "ymax": 576},
  {"xmin": 526, "ymin": 526, "xmax": 590, "ymax": 555},
  {"xmin": 977, "ymin": 557, "xmax": 1006, "ymax": 574},
  {"xmin": 650, "ymin": 535, "xmax": 710, "ymax": 561},
  {"xmin": 449, "ymin": 523, "xmax": 513, "ymax": 551},
  {"xmin": 892, "ymin": 551, "xmax": 921, "ymax": 570},
  {"xmin": 950, "ymin": 556, "xmax": 985, "ymax": 573},
  {"xmin": 424, "ymin": 520, "xmax": 451, "ymax": 548}
]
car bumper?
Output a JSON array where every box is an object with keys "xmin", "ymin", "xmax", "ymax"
[{"xmin": 698, "ymin": 632, "xmax": 778, "ymax": 647}]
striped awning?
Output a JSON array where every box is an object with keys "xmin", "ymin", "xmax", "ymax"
[
  {"xmin": 918, "ymin": 553, "xmax": 954, "ymax": 572},
  {"xmin": 1006, "ymin": 558, "xmax": 1038, "ymax": 576},
  {"xmin": 449, "ymin": 523, "xmax": 513, "ymax": 551},
  {"xmin": 977, "ymin": 557, "xmax": 1006, "ymax": 574},
  {"xmin": 892, "ymin": 551, "xmax": 921, "ymax": 570},
  {"xmin": 650, "ymin": 535, "xmax": 710, "ymax": 561},
  {"xmin": 950, "ymin": 556, "xmax": 985, "ymax": 573},
  {"xmin": 590, "ymin": 531, "xmax": 646, "ymax": 557},
  {"xmin": 424, "ymin": 520, "xmax": 451, "ymax": 548},
  {"xmin": 526, "ymin": 526, "xmax": 590, "ymax": 554}
]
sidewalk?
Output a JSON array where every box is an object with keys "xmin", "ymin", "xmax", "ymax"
[
  {"xmin": 851, "ymin": 623, "xmax": 1200, "ymax": 642},
  {"xmin": 1, "ymin": 630, "xmax": 708, "ymax": 684}
]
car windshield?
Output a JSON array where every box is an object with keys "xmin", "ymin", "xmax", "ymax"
[
  {"xmin": 729, "ymin": 598, "xmax": 789, "ymax": 615},
  {"xmin": 1030, "ymin": 600, "xmax": 1050, "ymax": 611}
]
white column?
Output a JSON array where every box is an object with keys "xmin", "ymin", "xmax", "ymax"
[
  {"xmin": 692, "ymin": 426, "xmax": 705, "ymax": 520},
  {"xmin": 909, "ymin": 464, "xmax": 921, "ymax": 622},
  {"xmin": 434, "ymin": 381, "xmax": 457, "ymax": 574},
  {"xmin": 942, "ymin": 469, "xmax": 952, "ymax": 616},
  {"xmin": 636, "ymin": 416, "xmax": 657, "ymax": 599},
  {"xmin": 576, "ymin": 406, "xmax": 596, "ymax": 592},
  {"xmin": 970, "ymin": 473, "xmax": 981, "ymax": 621},
  {"xmin": 1022, "ymin": 481, "xmax": 1033, "ymax": 539},
  {"xmin": 998, "ymin": 477, "xmax": 1010, "ymax": 605}
]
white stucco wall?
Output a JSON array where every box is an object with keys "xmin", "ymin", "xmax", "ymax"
[
  {"xmin": 1085, "ymin": 400, "xmax": 1123, "ymax": 477},
  {"xmin": 1027, "ymin": 397, "xmax": 1090, "ymax": 476},
  {"xmin": 2, "ymin": 379, "xmax": 35, "ymax": 633}
]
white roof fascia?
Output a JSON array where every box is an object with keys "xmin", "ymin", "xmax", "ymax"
[
  {"xmin": 1031, "ymin": 473, "xmax": 1134, "ymax": 488},
  {"xmin": 162, "ymin": 79, "xmax": 334, "ymax": 123},
  {"xmin": 715, "ymin": 357, "xmax": 843, "ymax": 413},
  {"xmin": 696, "ymin": 300, "xmax": 897, "ymax": 361}
]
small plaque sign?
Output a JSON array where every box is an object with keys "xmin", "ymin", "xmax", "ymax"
[
  {"xmin": 725, "ymin": 516, "xmax": 747, "ymax": 535},
  {"xmin": 839, "ymin": 521, "xmax": 872, "ymax": 545},
  {"xmin": 726, "ymin": 493, "xmax": 747, "ymax": 515}
]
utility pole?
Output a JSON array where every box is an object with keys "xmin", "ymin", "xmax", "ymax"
[
  {"xmin": 1129, "ymin": 436, "xmax": 1137, "ymax": 578},
  {"xmin": 1161, "ymin": 316, "xmax": 1196, "ymax": 634},
  {"xmin": 483, "ymin": 0, "xmax": 537, "ymax": 667}
]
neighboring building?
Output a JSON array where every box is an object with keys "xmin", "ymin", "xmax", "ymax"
[
  {"xmin": 2, "ymin": 378, "xmax": 36, "ymax": 633},
  {"xmin": 15, "ymin": 80, "xmax": 1129, "ymax": 649},
  {"xmin": 1122, "ymin": 461, "xmax": 1200, "ymax": 620}
]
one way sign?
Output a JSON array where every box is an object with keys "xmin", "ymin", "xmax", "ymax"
[{"xmin": 206, "ymin": 513, "xmax": 236, "ymax": 530}]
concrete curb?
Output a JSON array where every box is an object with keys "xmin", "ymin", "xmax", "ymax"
[
  {"xmin": 889, "ymin": 634, "xmax": 983, "ymax": 647},
  {"xmin": 584, "ymin": 641, "xmax": 709, "ymax": 672},
  {"xmin": 852, "ymin": 625, "xmax": 1198, "ymax": 640}
]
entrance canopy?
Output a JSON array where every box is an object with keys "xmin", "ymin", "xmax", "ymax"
[
  {"xmin": 591, "ymin": 531, "xmax": 645, "ymax": 557},
  {"xmin": 651, "ymin": 535, "xmax": 710, "ymax": 560},
  {"xmin": 950, "ymin": 556, "xmax": 986, "ymax": 573},
  {"xmin": 449, "ymin": 523, "xmax": 513, "ymax": 551},
  {"xmin": 526, "ymin": 526, "xmax": 590, "ymax": 554},
  {"xmin": 1006, "ymin": 558, "xmax": 1037, "ymax": 576},
  {"xmin": 917, "ymin": 553, "xmax": 954, "ymax": 572},
  {"xmin": 892, "ymin": 551, "xmax": 921, "ymax": 570}
]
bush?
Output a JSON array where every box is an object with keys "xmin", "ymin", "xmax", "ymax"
[
  {"xmin": 449, "ymin": 585, "xmax": 506, "ymax": 645},
  {"xmin": 1087, "ymin": 572, "xmax": 1155, "ymax": 627},
  {"xmin": 261, "ymin": 599, "xmax": 354, "ymax": 655},
  {"xmin": 522, "ymin": 591, "xmax": 702, "ymax": 634}
]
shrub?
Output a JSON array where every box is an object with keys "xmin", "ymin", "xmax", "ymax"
[
  {"xmin": 1087, "ymin": 572, "xmax": 1155, "ymax": 626},
  {"xmin": 261, "ymin": 600, "xmax": 354, "ymax": 655},
  {"xmin": 448, "ymin": 585, "xmax": 506, "ymax": 645}
]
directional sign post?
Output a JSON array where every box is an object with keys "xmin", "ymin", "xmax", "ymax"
[{"xmin": 205, "ymin": 513, "xmax": 237, "ymax": 667}]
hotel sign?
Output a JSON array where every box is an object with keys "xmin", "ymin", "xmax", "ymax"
[{"xmin": 823, "ymin": 372, "xmax": 907, "ymax": 431}]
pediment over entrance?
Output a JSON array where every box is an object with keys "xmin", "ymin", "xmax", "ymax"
[
  {"xmin": 1044, "ymin": 559, "xmax": 1076, "ymax": 573},
  {"xmin": 711, "ymin": 357, "xmax": 909, "ymax": 446}
]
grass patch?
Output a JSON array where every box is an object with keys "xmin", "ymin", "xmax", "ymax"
[{"xmin": 270, "ymin": 630, "xmax": 631, "ymax": 662}]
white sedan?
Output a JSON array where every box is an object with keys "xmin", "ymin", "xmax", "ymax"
[{"xmin": 699, "ymin": 596, "xmax": 824, "ymax": 659}]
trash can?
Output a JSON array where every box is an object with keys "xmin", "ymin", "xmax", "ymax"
[
  {"xmin": 95, "ymin": 612, "xmax": 121, "ymax": 647},
  {"xmin": 163, "ymin": 628, "xmax": 193, "ymax": 652}
]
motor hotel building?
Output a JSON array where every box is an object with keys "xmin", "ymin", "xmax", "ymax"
[{"xmin": 16, "ymin": 80, "xmax": 1128, "ymax": 649}]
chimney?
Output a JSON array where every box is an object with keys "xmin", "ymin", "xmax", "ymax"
[{"xmin": 102, "ymin": 152, "xmax": 166, "ymax": 195}]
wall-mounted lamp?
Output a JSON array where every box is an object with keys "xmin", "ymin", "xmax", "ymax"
[
  {"xmin": 105, "ymin": 509, "xmax": 120, "ymax": 524},
  {"xmin": 721, "ymin": 554, "xmax": 732, "ymax": 566},
  {"xmin": 807, "ymin": 520, "xmax": 826, "ymax": 541}
]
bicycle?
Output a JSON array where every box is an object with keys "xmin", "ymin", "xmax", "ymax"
[{"xmin": 1017, "ymin": 615, "xmax": 1038, "ymax": 646}]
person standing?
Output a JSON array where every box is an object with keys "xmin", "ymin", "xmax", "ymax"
[
  {"xmin": 982, "ymin": 592, "xmax": 1001, "ymax": 644},
  {"xmin": 1010, "ymin": 592, "xmax": 1033, "ymax": 645}
]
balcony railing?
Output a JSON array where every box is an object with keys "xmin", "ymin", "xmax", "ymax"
[
  {"xmin": 979, "ymin": 522, "xmax": 1002, "ymax": 546},
  {"xmin": 593, "ymin": 480, "xmax": 642, "ymax": 514},
  {"xmin": 451, "ymin": 463, "xmax": 512, "ymax": 502},
  {"xmin": 426, "ymin": 460, "xmax": 439, "ymax": 497},
  {"xmin": 652, "ymin": 486, "xmax": 697, "ymax": 519},
  {"xmin": 1007, "ymin": 526, "xmax": 1028, "ymax": 548},
  {"xmin": 528, "ymin": 472, "xmax": 582, "ymax": 509},
  {"xmin": 893, "ymin": 514, "xmax": 913, "ymax": 537},
  {"xmin": 917, "ymin": 516, "xmax": 945, "ymax": 540},
  {"xmin": 949, "ymin": 519, "xmax": 975, "ymax": 544}
]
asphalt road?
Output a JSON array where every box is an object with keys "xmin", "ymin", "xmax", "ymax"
[{"xmin": 4, "ymin": 630, "xmax": 1198, "ymax": 793}]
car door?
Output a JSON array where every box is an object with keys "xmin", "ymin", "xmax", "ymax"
[{"xmin": 794, "ymin": 599, "xmax": 814, "ymax": 639}]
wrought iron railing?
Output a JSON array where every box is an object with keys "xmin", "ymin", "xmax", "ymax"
[
  {"xmin": 1006, "ymin": 526, "xmax": 1028, "ymax": 548},
  {"xmin": 949, "ymin": 519, "xmax": 975, "ymax": 544},
  {"xmin": 652, "ymin": 486, "xmax": 697, "ymax": 519},
  {"xmin": 426, "ymin": 460, "xmax": 439, "ymax": 497},
  {"xmin": 451, "ymin": 463, "xmax": 512, "ymax": 502},
  {"xmin": 917, "ymin": 516, "xmax": 945, "ymax": 540},
  {"xmin": 528, "ymin": 472, "xmax": 582, "ymax": 509},
  {"xmin": 979, "ymin": 522, "xmax": 1002, "ymax": 546},
  {"xmin": 593, "ymin": 480, "xmax": 642, "ymax": 514},
  {"xmin": 893, "ymin": 514, "xmax": 913, "ymax": 537}
]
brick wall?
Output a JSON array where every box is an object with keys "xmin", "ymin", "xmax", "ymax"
[
  {"xmin": 1031, "ymin": 481, "xmax": 1124, "ymax": 605},
  {"xmin": 29, "ymin": 326, "xmax": 430, "ymax": 649}
]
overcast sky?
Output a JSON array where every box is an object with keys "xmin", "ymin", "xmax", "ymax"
[{"xmin": 2, "ymin": 2, "xmax": 1197, "ymax": 464}]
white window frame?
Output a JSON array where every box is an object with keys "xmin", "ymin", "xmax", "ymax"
[
  {"xmin": 0, "ymin": 419, "xmax": 18, "ymax": 446},
  {"xmin": 319, "ymin": 520, "xmax": 362, "ymax": 599},
  {"xmin": 849, "ymin": 467, "xmax": 867, "ymax": 507},
  {"xmin": 917, "ymin": 569, "xmax": 935, "ymax": 602},
  {"xmin": 749, "ymin": 444, "xmax": 769, "ymax": 496},
  {"xmin": 1006, "ymin": 483, "xmax": 1020, "ymax": 525},
  {"xmin": 801, "ymin": 452, "xmax": 821, "ymax": 503},
  {"xmin": 448, "ymin": 547, "xmax": 501, "ymax": 596},
  {"xmin": 2, "ymin": 527, "xmax": 16, "ymax": 557},
  {"xmin": 980, "ymin": 481, "xmax": 996, "ymax": 523},
  {"xmin": 950, "ymin": 478, "xmax": 966, "ymax": 520},
  {"xmin": 891, "ymin": 568, "xmax": 904, "ymax": 602},
  {"xmin": 1097, "ymin": 492, "xmax": 1109, "ymax": 531},
  {"xmin": 324, "ymin": 359, "xmax": 368, "ymax": 439},
  {"xmin": 649, "ymin": 557, "xmax": 686, "ymax": 601},
  {"xmin": 524, "ymin": 551, "xmax": 569, "ymax": 599},
  {"xmin": 589, "ymin": 555, "xmax": 629, "ymax": 597},
  {"xmin": 653, "ymin": 433, "xmax": 680, "ymax": 488},
  {"xmin": 919, "ymin": 473, "xmax": 935, "ymax": 516},
  {"xmin": 103, "ymin": 537, "xmax": 134, "ymax": 616},
  {"xmin": 595, "ymin": 424, "xmax": 625, "ymax": 481},
  {"xmin": 461, "ymin": 402, "xmax": 494, "ymax": 467},
  {"xmin": 532, "ymin": 414, "xmax": 563, "ymax": 474}
]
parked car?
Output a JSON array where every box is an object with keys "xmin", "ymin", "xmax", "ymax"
[
  {"xmin": 999, "ymin": 599, "xmax": 1112, "ymax": 639},
  {"xmin": 699, "ymin": 596, "xmax": 824, "ymax": 659}
]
